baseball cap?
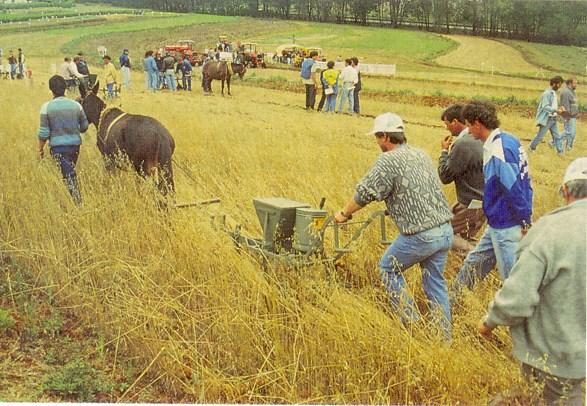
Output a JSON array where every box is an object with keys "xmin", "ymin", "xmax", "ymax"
[
  {"xmin": 563, "ymin": 157, "xmax": 587, "ymax": 185},
  {"xmin": 367, "ymin": 112, "xmax": 405, "ymax": 135}
]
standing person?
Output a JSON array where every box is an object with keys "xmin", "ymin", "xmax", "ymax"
[
  {"xmin": 300, "ymin": 50, "xmax": 319, "ymax": 110},
  {"xmin": 438, "ymin": 104, "xmax": 485, "ymax": 253},
  {"xmin": 560, "ymin": 77, "xmax": 579, "ymax": 151},
  {"xmin": 479, "ymin": 157, "xmax": 586, "ymax": 406},
  {"xmin": 316, "ymin": 67, "xmax": 327, "ymax": 112},
  {"xmin": 143, "ymin": 50, "xmax": 158, "ymax": 91},
  {"xmin": 337, "ymin": 58, "xmax": 358, "ymax": 114},
  {"xmin": 321, "ymin": 61, "xmax": 339, "ymax": 113},
  {"xmin": 163, "ymin": 52, "xmax": 177, "ymax": 91},
  {"xmin": 529, "ymin": 76, "xmax": 565, "ymax": 154},
  {"xmin": 335, "ymin": 113, "xmax": 454, "ymax": 337},
  {"xmin": 37, "ymin": 75, "xmax": 89, "ymax": 205},
  {"xmin": 119, "ymin": 48, "xmax": 132, "ymax": 90},
  {"xmin": 455, "ymin": 101, "xmax": 533, "ymax": 290},
  {"xmin": 75, "ymin": 52, "xmax": 91, "ymax": 95},
  {"xmin": 180, "ymin": 55, "xmax": 193, "ymax": 91},
  {"xmin": 351, "ymin": 57, "xmax": 361, "ymax": 114},
  {"xmin": 101, "ymin": 55, "xmax": 118, "ymax": 99},
  {"xmin": 17, "ymin": 48, "xmax": 25, "ymax": 79},
  {"xmin": 8, "ymin": 50, "xmax": 17, "ymax": 80},
  {"xmin": 155, "ymin": 52, "xmax": 165, "ymax": 89}
]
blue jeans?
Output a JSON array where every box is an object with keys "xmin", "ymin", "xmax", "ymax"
[
  {"xmin": 148, "ymin": 71, "xmax": 158, "ymax": 91},
  {"xmin": 182, "ymin": 75, "xmax": 192, "ymax": 91},
  {"xmin": 106, "ymin": 83, "xmax": 114, "ymax": 99},
  {"xmin": 338, "ymin": 85, "xmax": 354, "ymax": 113},
  {"xmin": 563, "ymin": 117, "xmax": 577, "ymax": 150},
  {"xmin": 530, "ymin": 117, "xmax": 563, "ymax": 153},
  {"xmin": 50, "ymin": 145, "xmax": 81, "ymax": 205},
  {"xmin": 165, "ymin": 69, "xmax": 176, "ymax": 91},
  {"xmin": 455, "ymin": 225, "xmax": 522, "ymax": 289},
  {"xmin": 379, "ymin": 222, "xmax": 453, "ymax": 337},
  {"xmin": 323, "ymin": 93, "xmax": 337, "ymax": 112}
]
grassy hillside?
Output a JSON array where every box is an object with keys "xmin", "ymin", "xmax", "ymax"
[{"xmin": 503, "ymin": 39, "xmax": 587, "ymax": 75}]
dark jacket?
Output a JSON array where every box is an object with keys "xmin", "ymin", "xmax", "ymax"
[{"xmin": 438, "ymin": 132, "xmax": 484, "ymax": 206}]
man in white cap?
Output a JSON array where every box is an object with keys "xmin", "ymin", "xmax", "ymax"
[
  {"xmin": 335, "ymin": 112, "xmax": 454, "ymax": 337},
  {"xmin": 478, "ymin": 157, "xmax": 586, "ymax": 405}
]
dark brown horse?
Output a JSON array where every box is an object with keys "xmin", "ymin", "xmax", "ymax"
[
  {"xmin": 81, "ymin": 82, "xmax": 175, "ymax": 195},
  {"xmin": 202, "ymin": 61, "xmax": 246, "ymax": 96}
]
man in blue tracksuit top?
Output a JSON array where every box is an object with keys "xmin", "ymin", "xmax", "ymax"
[
  {"xmin": 38, "ymin": 75, "xmax": 89, "ymax": 205},
  {"xmin": 455, "ymin": 101, "xmax": 533, "ymax": 290}
]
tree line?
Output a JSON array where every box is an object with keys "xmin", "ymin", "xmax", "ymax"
[{"xmin": 77, "ymin": 0, "xmax": 587, "ymax": 46}]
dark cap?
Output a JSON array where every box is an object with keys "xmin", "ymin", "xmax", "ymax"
[{"xmin": 49, "ymin": 75, "xmax": 67, "ymax": 96}]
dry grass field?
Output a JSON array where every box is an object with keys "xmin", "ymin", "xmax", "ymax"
[
  {"xmin": 0, "ymin": 8, "xmax": 585, "ymax": 403},
  {"xmin": 435, "ymin": 35, "xmax": 541, "ymax": 75}
]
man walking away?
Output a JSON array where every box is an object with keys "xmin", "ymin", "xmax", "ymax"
[
  {"xmin": 438, "ymin": 104, "xmax": 485, "ymax": 253},
  {"xmin": 119, "ymin": 48, "xmax": 132, "ymax": 90},
  {"xmin": 352, "ymin": 57, "xmax": 361, "ymax": 114},
  {"xmin": 560, "ymin": 77, "xmax": 579, "ymax": 151},
  {"xmin": 300, "ymin": 51, "xmax": 319, "ymax": 110},
  {"xmin": 529, "ymin": 76, "xmax": 565, "ymax": 154},
  {"xmin": 455, "ymin": 101, "xmax": 533, "ymax": 291},
  {"xmin": 335, "ymin": 113, "xmax": 454, "ymax": 338},
  {"xmin": 337, "ymin": 58, "xmax": 358, "ymax": 114},
  {"xmin": 479, "ymin": 157, "xmax": 586, "ymax": 406},
  {"xmin": 37, "ymin": 75, "xmax": 89, "ymax": 205}
]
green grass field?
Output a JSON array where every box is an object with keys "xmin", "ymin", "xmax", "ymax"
[
  {"xmin": 0, "ymin": 4, "xmax": 134, "ymax": 22},
  {"xmin": 503, "ymin": 39, "xmax": 587, "ymax": 75},
  {"xmin": 0, "ymin": 5, "xmax": 585, "ymax": 403}
]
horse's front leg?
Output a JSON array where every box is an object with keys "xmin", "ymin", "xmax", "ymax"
[
  {"xmin": 227, "ymin": 75, "xmax": 231, "ymax": 96},
  {"xmin": 221, "ymin": 79, "xmax": 224, "ymax": 96}
]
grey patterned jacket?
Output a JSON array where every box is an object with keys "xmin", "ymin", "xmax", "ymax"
[{"xmin": 354, "ymin": 144, "xmax": 452, "ymax": 235}]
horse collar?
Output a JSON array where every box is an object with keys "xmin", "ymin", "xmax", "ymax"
[{"xmin": 104, "ymin": 112, "xmax": 128, "ymax": 143}]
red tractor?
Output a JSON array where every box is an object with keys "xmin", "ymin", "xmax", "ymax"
[
  {"xmin": 237, "ymin": 42, "xmax": 266, "ymax": 68},
  {"xmin": 164, "ymin": 40, "xmax": 204, "ymax": 66}
]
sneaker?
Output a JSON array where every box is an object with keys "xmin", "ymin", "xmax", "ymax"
[{"xmin": 548, "ymin": 141, "xmax": 554, "ymax": 148}]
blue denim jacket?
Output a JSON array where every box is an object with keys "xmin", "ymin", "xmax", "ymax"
[{"xmin": 535, "ymin": 88, "xmax": 557, "ymax": 126}]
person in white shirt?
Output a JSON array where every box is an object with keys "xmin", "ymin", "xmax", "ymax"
[
  {"xmin": 337, "ymin": 58, "xmax": 358, "ymax": 114},
  {"xmin": 59, "ymin": 57, "xmax": 85, "ymax": 91}
]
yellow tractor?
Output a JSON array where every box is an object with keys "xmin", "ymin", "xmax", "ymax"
[{"xmin": 276, "ymin": 44, "xmax": 307, "ymax": 66}]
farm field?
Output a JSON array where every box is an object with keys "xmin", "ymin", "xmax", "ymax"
[
  {"xmin": 503, "ymin": 39, "xmax": 587, "ymax": 76},
  {"xmin": 0, "ymin": 5, "xmax": 585, "ymax": 403}
]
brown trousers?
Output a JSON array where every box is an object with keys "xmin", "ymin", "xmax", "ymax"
[{"xmin": 451, "ymin": 202, "xmax": 486, "ymax": 240}]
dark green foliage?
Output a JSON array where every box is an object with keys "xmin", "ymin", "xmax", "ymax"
[
  {"xmin": 0, "ymin": 308, "xmax": 15, "ymax": 332},
  {"xmin": 42, "ymin": 358, "xmax": 113, "ymax": 401},
  {"xmin": 76, "ymin": 0, "xmax": 587, "ymax": 46}
]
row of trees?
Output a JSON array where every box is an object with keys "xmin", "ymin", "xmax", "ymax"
[{"xmin": 78, "ymin": 0, "xmax": 587, "ymax": 46}]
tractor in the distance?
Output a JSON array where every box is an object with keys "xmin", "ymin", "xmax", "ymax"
[
  {"xmin": 236, "ymin": 42, "xmax": 266, "ymax": 68},
  {"xmin": 164, "ymin": 40, "xmax": 204, "ymax": 66}
]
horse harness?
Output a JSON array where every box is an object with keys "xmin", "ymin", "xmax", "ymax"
[{"xmin": 100, "ymin": 108, "xmax": 128, "ymax": 143}]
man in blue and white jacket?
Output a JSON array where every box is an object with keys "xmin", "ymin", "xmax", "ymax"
[
  {"xmin": 455, "ymin": 101, "xmax": 533, "ymax": 290},
  {"xmin": 529, "ymin": 76, "xmax": 565, "ymax": 154}
]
